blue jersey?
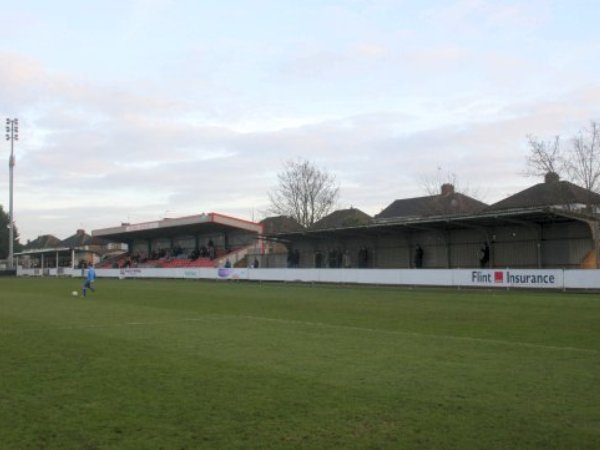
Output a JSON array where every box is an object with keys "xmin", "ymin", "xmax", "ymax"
[{"xmin": 87, "ymin": 267, "xmax": 96, "ymax": 282}]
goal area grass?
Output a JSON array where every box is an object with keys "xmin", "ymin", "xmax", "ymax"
[{"xmin": 1, "ymin": 277, "xmax": 599, "ymax": 449}]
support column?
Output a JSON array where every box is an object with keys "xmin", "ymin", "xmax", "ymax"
[
  {"xmin": 543, "ymin": 210, "xmax": 600, "ymax": 268},
  {"xmin": 586, "ymin": 221, "xmax": 600, "ymax": 269},
  {"xmin": 444, "ymin": 230, "xmax": 451, "ymax": 268}
]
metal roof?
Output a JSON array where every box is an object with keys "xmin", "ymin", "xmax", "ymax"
[
  {"xmin": 16, "ymin": 247, "xmax": 72, "ymax": 256},
  {"xmin": 92, "ymin": 212, "xmax": 262, "ymax": 242},
  {"xmin": 270, "ymin": 207, "xmax": 595, "ymax": 240}
]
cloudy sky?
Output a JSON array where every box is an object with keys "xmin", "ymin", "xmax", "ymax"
[{"xmin": 2, "ymin": 0, "xmax": 600, "ymax": 242}]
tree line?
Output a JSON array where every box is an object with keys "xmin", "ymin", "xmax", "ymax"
[{"xmin": 0, "ymin": 204, "xmax": 22, "ymax": 259}]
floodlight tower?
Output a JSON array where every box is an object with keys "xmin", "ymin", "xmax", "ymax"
[{"xmin": 5, "ymin": 118, "xmax": 18, "ymax": 269}]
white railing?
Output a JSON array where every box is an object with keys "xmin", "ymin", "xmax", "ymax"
[{"xmin": 214, "ymin": 244, "xmax": 256, "ymax": 268}]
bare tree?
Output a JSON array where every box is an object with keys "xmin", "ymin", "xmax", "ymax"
[
  {"xmin": 566, "ymin": 121, "xmax": 600, "ymax": 192},
  {"xmin": 420, "ymin": 167, "xmax": 484, "ymax": 199},
  {"xmin": 417, "ymin": 167, "xmax": 486, "ymax": 216},
  {"xmin": 421, "ymin": 168, "xmax": 459, "ymax": 196},
  {"xmin": 268, "ymin": 159, "xmax": 339, "ymax": 227},
  {"xmin": 525, "ymin": 121, "xmax": 600, "ymax": 193},
  {"xmin": 525, "ymin": 135, "xmax": 564, "ymax": 178}
]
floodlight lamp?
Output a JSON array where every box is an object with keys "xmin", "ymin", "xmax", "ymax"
[
  {"xmin": 5, "ymin": 119, "xmax": 9, "ymax": 124},
  {"xmin": 14, "ymin": 119, "xmax": 18, "ymax": 124}
]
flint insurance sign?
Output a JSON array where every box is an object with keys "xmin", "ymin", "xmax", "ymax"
[{"xmin": 463, "ymin": 269, "xmax": 563, "ymax": 288}]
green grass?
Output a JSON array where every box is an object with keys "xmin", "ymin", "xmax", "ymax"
[{"xmin": 1, "ymin": 277, "xmax": 599, "ymax": 449}]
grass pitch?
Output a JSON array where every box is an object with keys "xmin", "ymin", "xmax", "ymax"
[{"xmin": 1, "ymin": 277, "xmax": 599, "ymax": 449}]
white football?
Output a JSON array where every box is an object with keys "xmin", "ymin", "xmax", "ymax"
[{"xmin": 72, "ymin": 291, "xmax": 78, "ymax": 296}]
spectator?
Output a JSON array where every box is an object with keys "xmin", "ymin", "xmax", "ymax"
[
  {"xmin": 479, "ymin": 242, "xmax": 490, "ymax": 268},
  {"xmin": 208, "ymin": 240, "xmax": 215, "ymax": 260},
  {"xmin": 358, "ymin": 247, "xmax": 369, "ymax": 268},
  {"xmin": 414, "ymin": 245, "xmax": 424, "ymax": 268}
]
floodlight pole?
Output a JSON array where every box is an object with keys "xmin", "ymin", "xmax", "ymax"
[{"xmin": 5, "ymin": 118, "xmax": 18, "ymax": 270}]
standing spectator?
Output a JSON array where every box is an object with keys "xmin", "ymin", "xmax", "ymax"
[
  {"xmin": 414, "ymin": 245, "xmax": 424, "ymax": 268},
  {"xmin": 479, "ymin": 242, "xmax": 490, "ymax": 268},
  {"xmin": 358, "ymin": 247, "xmax": 369, "ymax": 268}
]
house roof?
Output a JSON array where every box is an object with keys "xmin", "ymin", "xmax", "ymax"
[
  {"xmin": 375, "ymin": 184, "xmax": 487, "ymax": 220},
  {"xmin": 23, "ymin": 235, "xmax": 62, "ymax": 250},
  {"xmin": 61, "ymin": 229, "xmax": 109, "ymax": 247},
  {"xmin": 260, "ymin": 216, "xmax": 305, "ymax": 234},
  {"xmin": 487, "ymin": 174, "xmax": 600, "ymax": 211},
  {"xmin": 310, "ymin": 208, "xmax": 372, "ymax": 230}
]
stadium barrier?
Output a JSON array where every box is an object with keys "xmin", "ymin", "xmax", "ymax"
[{"xmin": 16, "ymin": 266, "xmax": 600, "ymax": 290}]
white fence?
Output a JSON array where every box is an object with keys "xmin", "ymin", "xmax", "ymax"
[{"xmin": 16, "ymin": 266, "xmax": 600, "ymax": 290}]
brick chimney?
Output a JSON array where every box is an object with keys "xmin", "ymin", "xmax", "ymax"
[
  {"xmin": 76, "ymin": 229, "xmax": 85, "ymax": 235},
  {"xmin": 441, "ymin": 183, "xmax": 455, "ymax": 196},
  {"xmin": 545, "ymin": 172, "xmax": 560, "ymax": 183}
]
